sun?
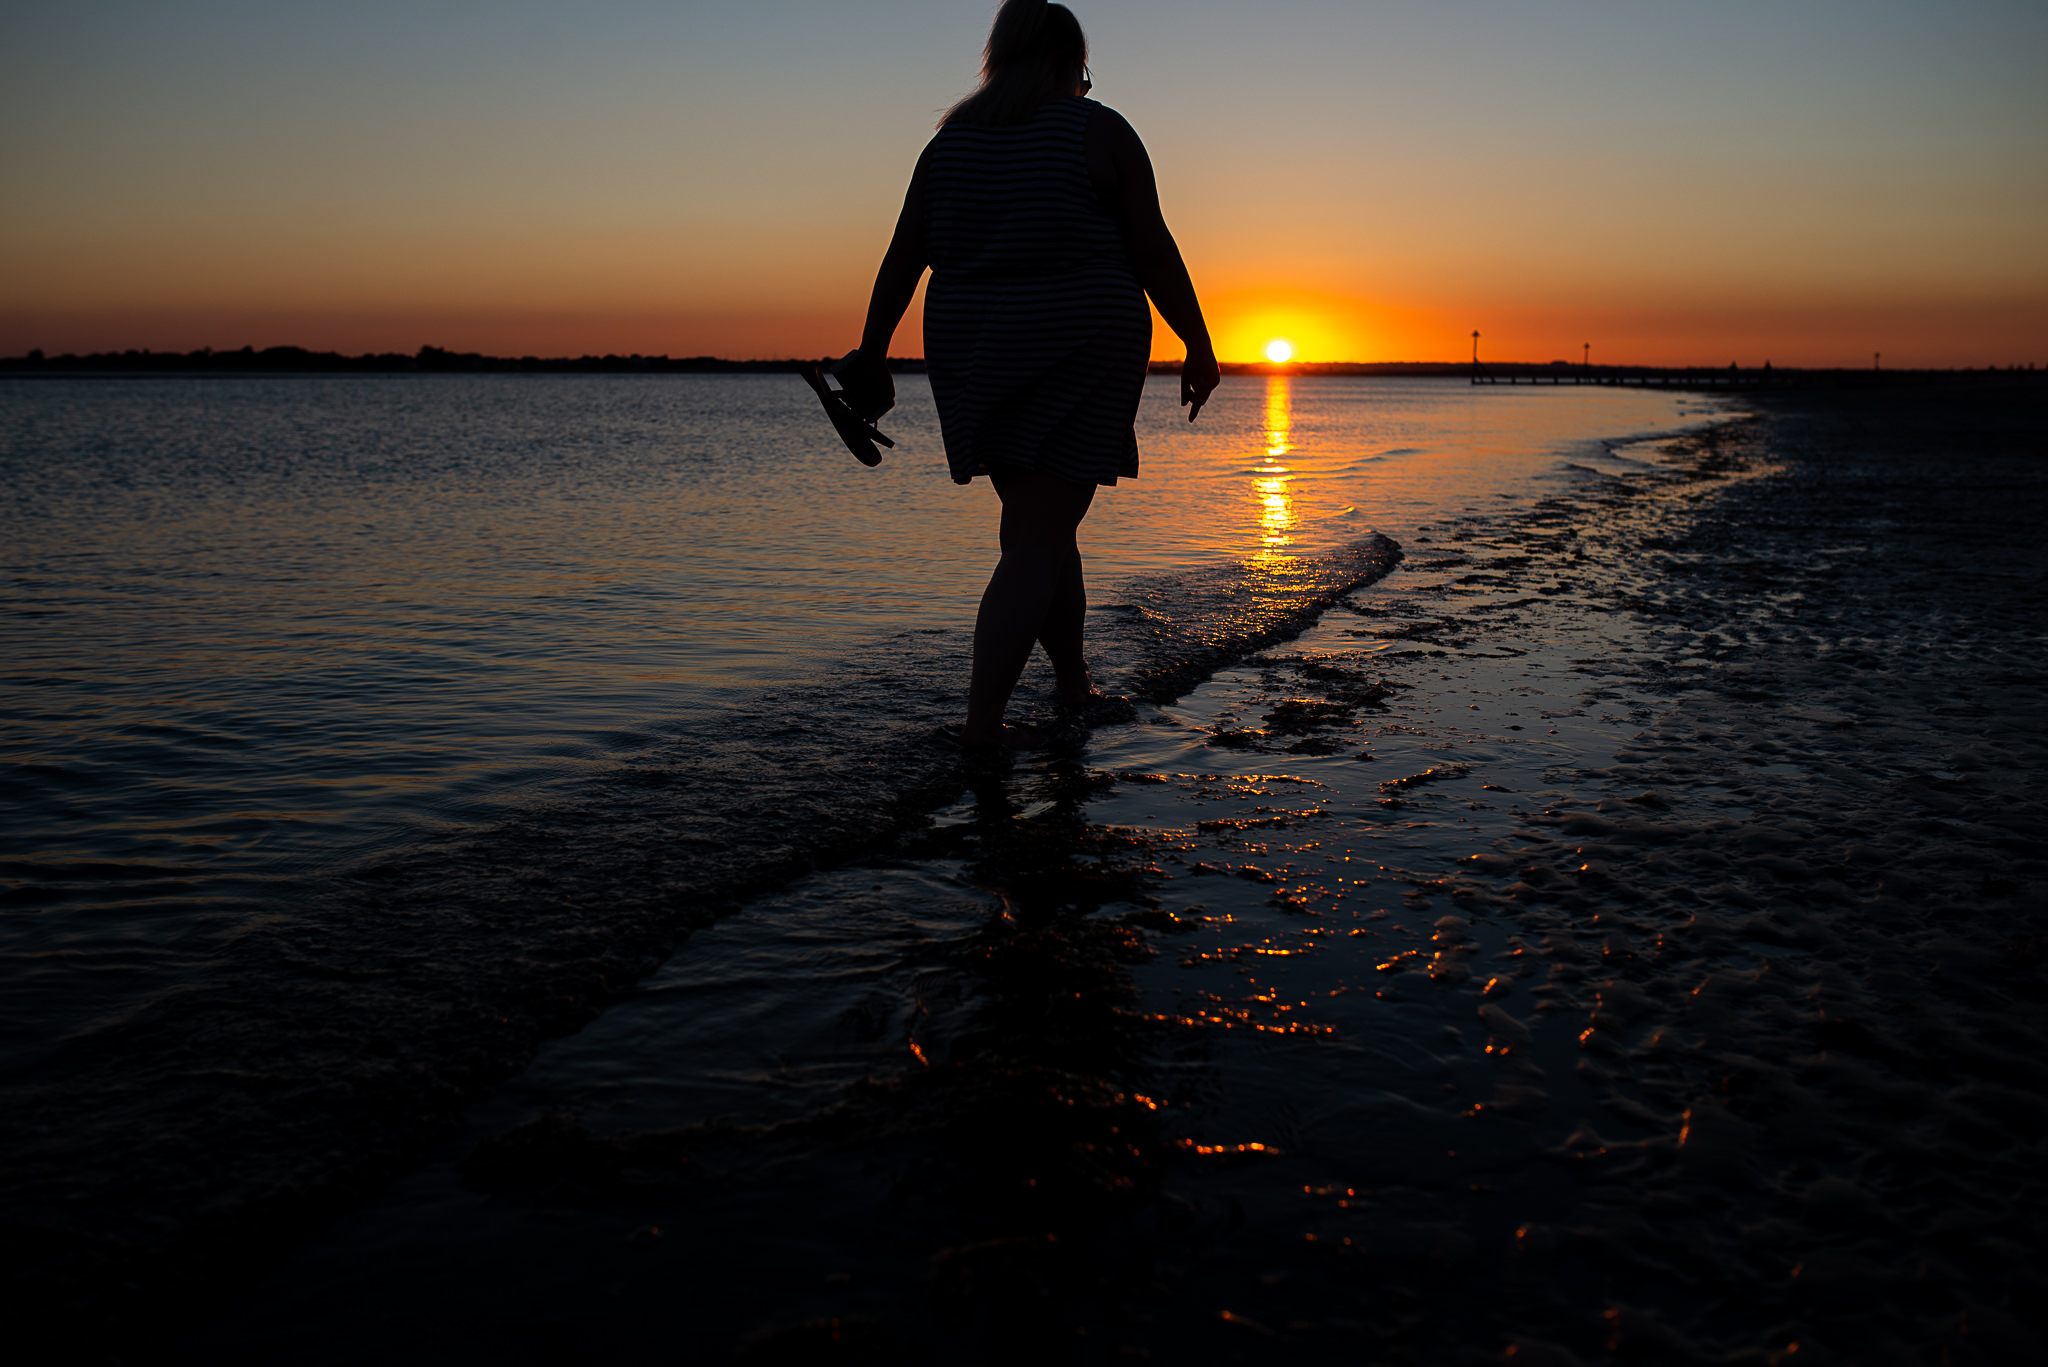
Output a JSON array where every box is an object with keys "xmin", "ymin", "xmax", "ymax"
[{"xmin": 1264, "ymin": 339, "xmax": 1294, "ymax": 364}]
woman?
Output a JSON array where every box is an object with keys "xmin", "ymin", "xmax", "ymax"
[{"xmin": 838, "ymin": 0, "xmax": 1220, "ymax": 749}]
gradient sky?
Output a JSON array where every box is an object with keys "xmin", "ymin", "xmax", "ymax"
[{"xmin": 3, "ymin": 0, "xmax": 2043, "ymax": 365}]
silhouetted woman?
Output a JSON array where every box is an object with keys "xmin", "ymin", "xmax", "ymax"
[{"xmin": 838, "ymin": 0, "xmax": 1219, "ymax": 748}]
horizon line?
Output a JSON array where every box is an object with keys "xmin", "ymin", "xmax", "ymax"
[{"xmin": 3, "ymin": 344, "xmax": 2037, "ymax": 377}]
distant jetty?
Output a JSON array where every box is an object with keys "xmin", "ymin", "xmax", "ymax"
[{"xmin": 0, "ymin": 345, "xmax": 2035, "ymax": 388}]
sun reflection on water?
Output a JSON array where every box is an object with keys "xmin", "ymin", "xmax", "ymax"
[{"xmin": 1255, "ymin": 375, "xmax": 1296, "ymax": 549}]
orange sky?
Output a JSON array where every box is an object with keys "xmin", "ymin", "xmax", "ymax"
[{"xmin": 3, "ymin": 2, "xmax": 2043, "ymax": 367}]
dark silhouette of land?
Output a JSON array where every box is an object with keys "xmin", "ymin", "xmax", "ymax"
[
  {"xmin": 1, "ymin": 345, "xmax": 2036, "ymax": 389},
  {"xmin": 0, "ymin": 345, "xmax": 897, "ymax": 376}
]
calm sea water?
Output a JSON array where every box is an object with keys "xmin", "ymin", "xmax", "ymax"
[{"xmin": 0, "ymin": 374, "xmax": 1710, "ymax": 1079}]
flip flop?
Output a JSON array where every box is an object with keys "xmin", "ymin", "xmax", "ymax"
[{"xmin": 801, "ymin": 365, "xmax": 895, "ymax": 468}]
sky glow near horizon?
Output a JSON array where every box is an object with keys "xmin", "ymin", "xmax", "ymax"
[{"xmin": 2, "ymin": 0, "xmax": 2042, "ymax": 366}]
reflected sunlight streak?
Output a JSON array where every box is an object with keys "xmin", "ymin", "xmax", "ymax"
[{"xmin": 1256, "ymin": 376, "xmax": 1296, "ymax": 549}]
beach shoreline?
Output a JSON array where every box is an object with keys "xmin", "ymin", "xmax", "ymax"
[{"xmin": 136, "ymin": 379, "xmax": 2047, "ymax": 1363}]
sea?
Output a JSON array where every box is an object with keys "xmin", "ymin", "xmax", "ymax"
[
  {"xmin": 0, "ymin": 373, "xmax": 1710, "ymax": 1074},
  {"xmin": 0, "ymin": 371, "xmax": 1722, "ymax": 1339}
]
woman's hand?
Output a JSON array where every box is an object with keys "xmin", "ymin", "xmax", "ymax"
[
  {"xmin": 838, "ymin": 349, "xmax": 896, "ymax": 422},
  {"xmin": 1181, "ymin": 346, "xmax": 1220, "ymax": 421}
]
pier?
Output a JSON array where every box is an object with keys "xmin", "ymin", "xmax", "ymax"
[
  {"xmin": 1465, "ymin": 361, "xmax": 2039, "ymax": 391},
  {"xmin": 1455, "ymin": 330, "xmax": 2044, "ymax": 390}
]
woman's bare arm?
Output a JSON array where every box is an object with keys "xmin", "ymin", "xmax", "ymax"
[
  {"xmin": 1088, "ymin": 107, "xmax": 1220, "ymax": 419},
  {"xmin": 842, "ymin": 141, "xmax": 937, "ymax": 418}
]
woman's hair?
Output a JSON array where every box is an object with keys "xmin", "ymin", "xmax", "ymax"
[{"xmin": 941, "ymin": 1, "xmax": 1088, "ymax": 127}]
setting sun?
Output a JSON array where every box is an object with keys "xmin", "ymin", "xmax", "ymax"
[{"xmin": 1264, "ymin": 339, "xmax": 1294, "ymax": 363}]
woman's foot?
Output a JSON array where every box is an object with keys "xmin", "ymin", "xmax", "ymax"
[
  {"xmin": 1054, "ymin": 685, "xmax": 1137, "ymax": 723},
  {"xmin": 949, "ymin": 720, "xmax": 1050, "ymax": 752},
  {"xmin": 1053, "ymin": 665, "xmax": 1097, "ymax": 710}
]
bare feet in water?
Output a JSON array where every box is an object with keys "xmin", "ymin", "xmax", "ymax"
[
  {"xmin": 1056, "ymin": 673, "xmax": 1137, "ymax": 723},
  {"xmin": 951, "ymin": 720, "xmax": 1050, "ymax": 752},
  {"xmin": 1055, "ymin": 666, "xmax": 1108, "ymax": 711}
]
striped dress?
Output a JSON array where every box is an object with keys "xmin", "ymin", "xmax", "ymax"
[{"xmin": 923, "ymin": 96, "xmax": 1152, "ymax": 487}]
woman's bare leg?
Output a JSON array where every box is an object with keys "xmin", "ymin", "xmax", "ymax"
[
  {"xmin": 961, "ymin": 467, "xmax": 1097, "ymax": 745},
  {"xmin": 1041, "ymin": 544, "xmax": 1092, "ymax": 704}
]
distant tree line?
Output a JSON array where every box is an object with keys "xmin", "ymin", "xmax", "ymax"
[
  {"xmin": 0, "ymin": 348, "xmax": 1495, "ymax": 377},
  {"xmin": 0, "ymin": 345, "xmax": 932, "ymax": 375},
  {"xmin": 1, "ymin": 345, "xmax": 2034, "ymax": 381}
]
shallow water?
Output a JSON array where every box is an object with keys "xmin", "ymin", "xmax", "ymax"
[
  {"xmin": 0, "ymin": 374, "xmax": 1704, "ymax": 1071},
  {"xmin": 2, "ymin": 373, "xmax": 1729, "ymax": 1342},
  {"xmin": 177, "ymin": 387, "xmax": 2047, "ymax": 1366}
]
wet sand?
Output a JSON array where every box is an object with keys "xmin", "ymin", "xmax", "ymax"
[{"xmin": 71, "ymin": 379, "xmax": 2048, "ymax": 1361}]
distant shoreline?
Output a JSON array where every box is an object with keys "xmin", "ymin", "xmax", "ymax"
[{"xmin": 0, "ymin": 344, "xmax": 2034, "ymax": 385}]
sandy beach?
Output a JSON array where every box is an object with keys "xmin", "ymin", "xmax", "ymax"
[{"xmin": 106, "ymin": 378, "xmax": 2035, "ymax": 1364}]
